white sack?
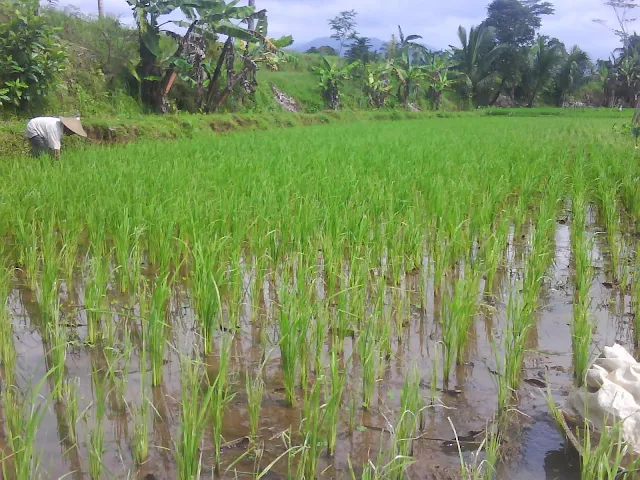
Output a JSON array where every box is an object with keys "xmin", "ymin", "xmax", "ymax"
[{"xmin": 566, "ymin": 344, "xmax": 640, "ymax": 453}]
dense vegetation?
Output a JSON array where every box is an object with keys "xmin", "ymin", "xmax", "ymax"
[{"xmin": 1, "ymin": 0, "xmax": 639, "ymax": 119}]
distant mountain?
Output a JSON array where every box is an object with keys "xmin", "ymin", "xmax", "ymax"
[
  {"xmin": 291, "ymin": 37, "xmax": 388, "ymax": 55},
  {"xmin": 290, "ymin": 36, "xmax": 438, "ymax": 56}
]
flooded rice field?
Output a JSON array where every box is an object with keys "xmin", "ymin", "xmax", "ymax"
[
  {"xmin": 1, "ymin": 117, "xmax": 639, "ymax": 479},
  {"xmin": 2, "ymin": 205, "xmax": 635, "ymax": 480}
]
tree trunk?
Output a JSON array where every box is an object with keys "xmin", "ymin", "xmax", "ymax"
[
  {"xmin": 139, "ymin": 35, "xmax": 161, "ymax": 111},
  {"xmin": 205, "ymin": 37, "xmax": 234, "ymax": 110},
  {"xmin": 155, "ymin": 20, "xmax": 199, "ymax": 112},
  {"xmin": 489, "ymin": 77, "xmax": 506, "ymax": 106},
  {"xmin": 528, "ymin": 83, "xmax": 539, "ymax": 108},
  {"xmin": 214, "ymin": 66, "xmax": 252, "ymax": 110},
  {"xmin": 97, "ymin": 0, "xmax": 104, "ymax": 18}
]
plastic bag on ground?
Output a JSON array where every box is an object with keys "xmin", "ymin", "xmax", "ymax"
[{"xmin": 566, "ymin": 344, "xmax": 640, "ymax": 453}]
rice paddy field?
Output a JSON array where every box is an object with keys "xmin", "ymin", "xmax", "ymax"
[{"xmin": 0, "ymin": 113, "xmax": 639, "ymax": 480}]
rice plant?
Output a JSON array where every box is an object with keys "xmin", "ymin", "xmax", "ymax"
[
  {"xmin": 2, "ymin": 372, "xmax": 52, "ymax": 480},
  {"xmin": 2, "ymin": 110, "xmax": 639, "ymax": 479},
  {"xmin": 147, "ymin": 275, "xmax": 170, "ymax": 387},
  {"xmin": 212, "ymin": 333, "xmax": 236, "ymax": 473},
  {"xmin": 84, "ymin": 254, "xmax": 110, "ymax": 346},
  {"xmin": 175, "ymin": 356, "xmax": 215, "ymax": 480},
  {"xmin": 572, "ymin": 229, "xmax": 595, "ymax": 385},
  {"xmin": 298, "ymin": 375, "xmax": 324, "ymax": 480},
  {"xmin": 246, "ymin": 366, "xmax": 265, "ymax": 442},
  {"xmin": 88, "ymin": 359, "xmax": 108, "ymax": 479},
  {"xmin": 392, "ymin": 366, "xmax": 423, "ymax": 462},
  {"xmin": 325, "ymin": 349, "xmax": 346, "ymax": 456},
  {"xmin": 277, "ymin": 280, "xmax": 304, "ymax": 407}
]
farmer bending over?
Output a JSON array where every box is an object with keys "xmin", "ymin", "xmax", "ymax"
[{"xmin": 25, "ymin": 116, "xmax": 87, "ymax": 159}]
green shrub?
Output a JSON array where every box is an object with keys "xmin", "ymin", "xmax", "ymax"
[{"xmin": 0, "ymin": 0, "xmax": 68, "ymax": 113}]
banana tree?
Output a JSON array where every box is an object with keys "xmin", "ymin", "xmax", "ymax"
[
  {"xmin": 313, "ymin": 57, "xmax": 361, "ymax": 110},
  {"xmin": 363, "ymin": 64, "xmax": 393, "ymax": 108},
  {"xmin": 397, "ymin": 25, "xmax": 427, "ymax": 64},
  {"xmin": 391, "ymin": 53, "xmax": 426, "ymax": 105},
  {"xmin": 208, "ymin": 28, "xmax": 296, "ymax": 110},
  {"xmin": 127, "ymin": 0, "xmax": 261, "ymax": 112},
  {"xmin": 423, "ymin": 54, "xmax": 455, "ymax": 110}
]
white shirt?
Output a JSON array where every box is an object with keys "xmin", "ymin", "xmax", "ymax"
[{"xmin": 26, "ymin": 117, "xmax": 64, "ymax": 150}]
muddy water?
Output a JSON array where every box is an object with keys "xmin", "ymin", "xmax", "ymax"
[{"xmin": 4, "ymin": 211, "xmax": 635, "ymax": 480}]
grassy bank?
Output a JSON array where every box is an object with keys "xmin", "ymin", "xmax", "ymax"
[
  {"xmin": 0, "ymin": 109, "xmax": 460, "ymax": 157},
  {"xmin": 1, "ymin": 107, "xmax": 632, "ymax": 158}
]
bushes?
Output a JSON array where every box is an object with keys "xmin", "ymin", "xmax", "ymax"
[{"xmin": 0, "ymin": 0, "xmax": 68, "ymax": 112}]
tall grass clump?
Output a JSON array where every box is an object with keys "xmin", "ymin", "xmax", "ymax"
[
  {"xmin": 88, "ymin": 359, "xmax": 109, "ymax": 479},
  {"xmin": 359, "ymin": 320, "xmax": 380, "ymax": 410},
  {"xmin": 0, "ymin": 266, "xmax": 16, "ymax": 384},
  {"xmin": 277, "ymin": 275, "xmax": 305, "ymax": 407},
  {"xmin": 298, "ymin": 376, "xmax": 324, "ymax": 480},
  {"xmin": 212, "ymin": 333, "xmax": 235, "ymax": 474},
  {"xmin": 392, "ymin": 366, "xmax": 423, "ymax": 462},
  {"xmin": 246, "ymin": 365, "xmax": 265, "ymax": 442},
  {"xmin": 84, "ymin": 253, "xmax": 110, "ymax": 345},
  {"xmin": 2, "ymin": 374, "xmax": 51, "ymax": 480},
  {"xmin": 175, "ymin": 356, "xmax": 215, "ymax": 480},
  {"xmin": 571, "ymin": 192, "xmax": 595, "ymax": 385},
  {"xmin": 147, "ymin": 275, "xmax": 170, "ymax": 387},
  {"xmin": 325, "ymin": 349, "xmax": 346, "ymax": 456},
  {"xmin": 192, "ymin": 239, "xmax": 224, "ymax": 355},
  {"xmin": 597, "ymin": 180, "xmax": 624, "ymax": 284},
  {"xmin": 132, "ymin": 328, "xmax": 150, "ymax": 465},
  {"xmin": 440, "ymin": 268, "xmax": 479, "ymax": 388}
]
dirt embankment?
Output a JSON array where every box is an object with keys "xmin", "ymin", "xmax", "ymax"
[{"xmin": 0, "ymin": 110, "xmax": 450, "ymax": 158}]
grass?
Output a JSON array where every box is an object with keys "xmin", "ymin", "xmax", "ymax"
[
  {"xmin": 1, "ymin": 372, "xmax": 52, "ymax": 480},
  {"xmin": 0, "ymin": 112, "xmax": 639, "ymax": 478},
  {"xmin": 175, "ymin": 356, "xmax": 215, "ymax": 480}
]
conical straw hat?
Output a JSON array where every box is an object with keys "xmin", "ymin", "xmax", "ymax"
[{"xmin": 59, "ymin": 117, "xmax": 87, "ymax": 138}]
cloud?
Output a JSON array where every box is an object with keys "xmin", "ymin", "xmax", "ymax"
[{"xmin": 64, "ymin": 0, "xmax": 631, "ymax": 59}]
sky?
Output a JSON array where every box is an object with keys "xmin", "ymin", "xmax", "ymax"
[{"xmin": 62, "ymin": 0, "xmax": 635, "ymax": 60}]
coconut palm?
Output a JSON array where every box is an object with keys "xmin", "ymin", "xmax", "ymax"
[
  {"xmin": 451, "ymin": 25, "xmax": 502, "ymax": 106},
  {"xmin": 526, "ymin": 36, "xmax": 563, "ymax": 107},
  {"xmin": 554, "ymin": 45, "xmax": 590, "ymax": 105}
]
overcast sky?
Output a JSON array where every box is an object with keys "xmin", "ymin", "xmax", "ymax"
[{"xmin": 64, "ymin": 0, "xmax": 634, "ymax": 60}]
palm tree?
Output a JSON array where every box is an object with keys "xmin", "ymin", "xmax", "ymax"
[
  {"xmin": 451, "ymin": 25, "xmax": 502, "ymax": 106},
  {"xmin": 555, "ymin": 45, "xmax": 590, "ymax": 105},
  {"xmin": 617, "ymin": 54, "xmax": 640, "ymax": 105},
  {"xmin": 97, "ymin": 0, "xmax": 104, "ymax": 18},
  {"xmin": 526, "ymin": 36, "xmax": 563, "ymax": 107}
]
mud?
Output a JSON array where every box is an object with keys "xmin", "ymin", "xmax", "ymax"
[{"xmin": 3, "ymin": 205, "xmax": 635, "ymax": 479}]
